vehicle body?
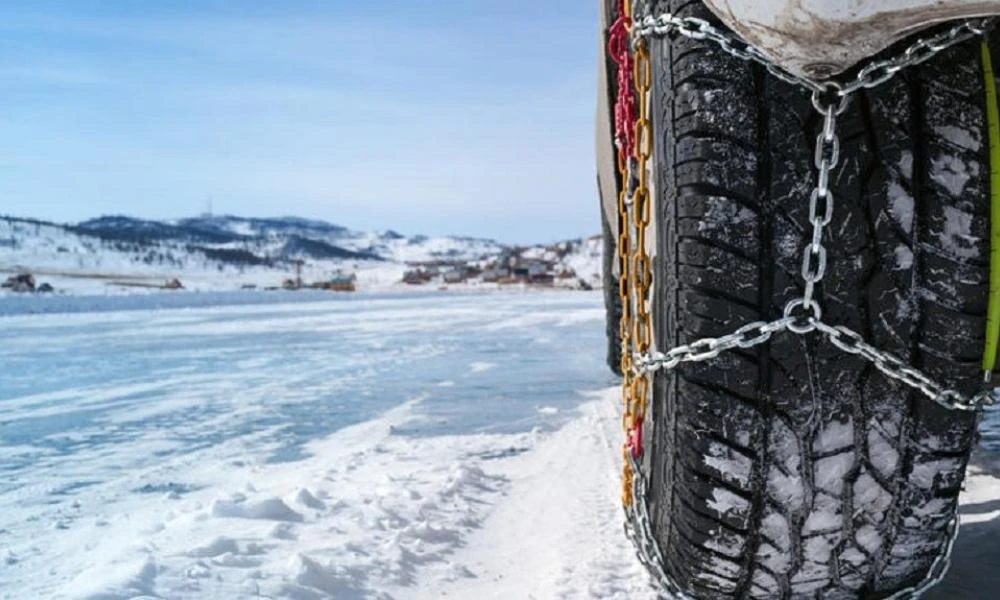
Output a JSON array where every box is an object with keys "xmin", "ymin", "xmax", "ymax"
[
  {"xmin": 705, "ymin": 0, "xmax": 1000, "ymax": 78},
  {"xmin": 598, "ymin": 1, "xmax": 1000, "ymax": 598}
]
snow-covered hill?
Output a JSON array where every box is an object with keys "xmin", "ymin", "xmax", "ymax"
[{"xmin": 0, "ymin": 214, "xmax": 602, "ymax": 295}]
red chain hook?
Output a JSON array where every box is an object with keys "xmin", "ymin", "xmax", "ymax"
[
  {"xmin": 608, "ymin": 0, "xmax": 636, "ymax": 169},
  {"xmin": 626, "ymin": 419, "xmax": 643, "ymax": 459}
]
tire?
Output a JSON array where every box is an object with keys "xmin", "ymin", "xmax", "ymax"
[
  {"xmin": 603, "ymin": 207, "xmax": 624, "ymax": 376},
  {"xmin": 645, "ymin": 2, "xmax": 991, "ymax": 598}
]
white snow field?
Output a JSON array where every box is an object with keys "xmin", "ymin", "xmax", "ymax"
[{"xmin": 1, "ymin": 290, "xmax": 999, "ymax": 599}]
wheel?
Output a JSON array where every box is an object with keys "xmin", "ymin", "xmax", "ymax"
[
  {"xmin": 644, "ymin": 2, "xmax": 991, "ymax": 597},
  {"xmin": 602, "ymin": 207, "xmax": 624, "ymax": 376}
]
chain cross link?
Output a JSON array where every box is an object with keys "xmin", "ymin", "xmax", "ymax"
[
  {"xmin": 630, "ymin": 10, "xmax": 996, "ymax": 410},
  {"xmin": 616, "ymin": 5, "xmax": 997, "ymax": 600},
  {"xmin": 635, "ymin": 77, "xmax": 993, "ymax": 412}
]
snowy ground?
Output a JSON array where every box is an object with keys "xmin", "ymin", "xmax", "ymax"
[{"xmin": 1, "ymin": 291, "xmax": 999, "ymax": 599}]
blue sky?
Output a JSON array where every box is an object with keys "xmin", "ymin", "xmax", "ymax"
[{"xmin": 0, "ymin": 1, "xmax": 599, "ymax": 244}]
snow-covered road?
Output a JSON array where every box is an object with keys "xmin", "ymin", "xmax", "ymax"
[
  {"xmin": 403, "ymin": 392, "xmax": 656, "ymax": 600},
  {"xmin": 0, "ymin": 291, "xmax": 625, "ymax": 598},
  {"xmin": 2, "ymin": 291, "xmax": 999, "ymax": 599}
]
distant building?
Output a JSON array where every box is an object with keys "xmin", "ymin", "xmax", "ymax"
[
  {"xmin": 482, "ymin": 267, "xmax": 510, "ymax": 282},
  {"xmin": 530, "ymin": 272, "xmax": 554, "ymax": 285},
  {"xmin": 324, "ymin": 273, "xmax": 356, "ymax": 292},
  {"xmin": 527, "ymin": 261, "xmax": 548, "ymax": 278},
  {"xmin": 402, "ymin": 269, "xmax": 431, "ymax": 285},
  {"xmin": 442, "ymin": 269, "xmax": 466, "ymax": 284}
]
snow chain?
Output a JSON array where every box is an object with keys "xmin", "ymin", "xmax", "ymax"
[{"xmin": 611, "ymin": 3, "xmax": 996, "ymax": 598}]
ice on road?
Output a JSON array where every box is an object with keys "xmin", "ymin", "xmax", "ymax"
[
  {"xmin": 2, "ymin": 291, "xmax": 999, "ymax": 599},
  {"xmin": 0, "ymin": 291, "xmax": 629, "ymax": 598}
]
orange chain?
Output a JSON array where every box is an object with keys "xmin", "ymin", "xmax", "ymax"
[{"xmin": 613, "ymin": 2, "xmax": 654, "ymax": 506}]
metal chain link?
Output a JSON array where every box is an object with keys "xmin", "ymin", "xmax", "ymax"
[
  {"xmin": 635, "ymin": 82, "xmax": 993, "ymax": 412},
  {"xmin": 623, "ymin": 453, "xmax": 698, "ymax": 600},
  {"xmin": 842, "ymin": 20, "xmax": 989, "ymax": 95},
  {"xmin": 611, "ymin": 0, "xmax": 652, "ymax": 509},
  {"xmin": 615, "ymin": 5, "xmax": 997, "ymax": 599},
  {"xmin": 629, "ymin": 11, "xmax": 997, "ymax": 410},
  {"xmin": 632, "ymin": 13, "xmax": 991, "ymax": 95}
]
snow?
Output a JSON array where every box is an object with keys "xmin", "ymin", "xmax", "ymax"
[
  {"xmin": 560, "ymin": 234, "xmax": 603, "ymax": 283},
  {"xmin": 708, "ymin": 487, "xmax": 750, "ymax": 518},
  {"xmin": 931, "ymin": 154, "xmax": 979, "ymax": 197},
  {"xmin": 1, "ymin": 215, "xmax": 604, "ymax": 296},
  {"xmin": 186, "ymin": 537, "xmax": 241, "ymax": 558},
  {"xmin": 887, "ymin": 180, "xmax": 915, "ymax": 235},
  {"xmin": 210, "ymin": 496, "xmax": 305, "ymax": 522},
  {"xmin": 813, "ymin": 419, "xmax": 853, "ymax": 453},
  {"xmin": 407, "ymin": 393, "xmax": 656, "ymax": 600},
  {"xmin": 704, "ymin": 441, "xmax": 753, "ymax": 484},
  {"xmin": 853, "ymin": 473, "xmax": 893, "ymax": 515},
  {"xmin": 2, "ymin": 291, "xmax": 1000, "ymax": 598},
  {"xmin": 768, "ymin": 466, "xmax": 806, "ymax": 509},
  {"xmin": 868, "ymin": 426, "xmax": 902, "ymax": 478},
  {"xmin": 0, "ymin": 291, "xmax": 635, "ymax": 598},
  {"xmin": 936, "ymin": 125, "xmax": 982, "ymax": 152},
  {"xmin": 938, "ymin": 204, "xmax": 980, "ymax": 259},
  {"xmin": 893, "ymin": 244, "xmax": 914, "ymax": 270},
  {"xmin": 0, "ymin": 212, "xmax": 406, "ymax": 295}
]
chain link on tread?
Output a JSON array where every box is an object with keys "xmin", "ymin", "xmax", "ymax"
[{"xmin": 615, "ymin": 2, "xmax": 996, "ymax": 598}]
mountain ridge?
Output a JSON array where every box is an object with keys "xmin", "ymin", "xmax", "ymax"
[{"xmin": 0, "ymin": 213, "xmax": 602, "ymax": 294}]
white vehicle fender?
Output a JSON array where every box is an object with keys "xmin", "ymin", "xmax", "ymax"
[{"xmin": 703, "ymin": 0, "xmax": 1000, "ymax": 78}]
